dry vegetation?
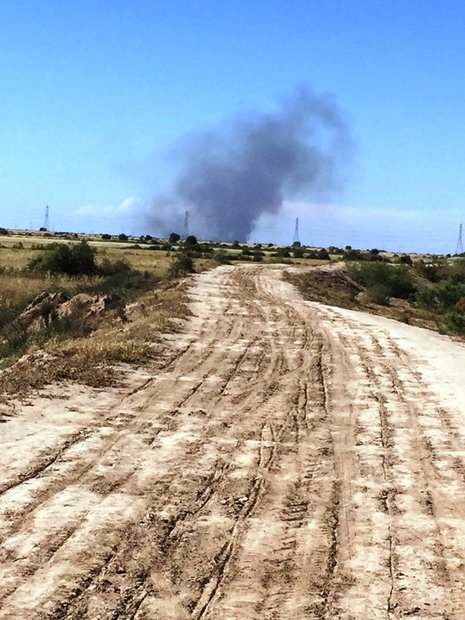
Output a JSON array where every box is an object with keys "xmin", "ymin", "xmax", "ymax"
[
  {"xmin": 0, "ymin": 233, "xmax": 202, "ymax": 403},
  {"xmin": 286, "ymin": 256, "xmax": 465, "ymax": 337},
  {"xmin": 0, "ymin": 281, "xmax": 192, "ymax": 401}
]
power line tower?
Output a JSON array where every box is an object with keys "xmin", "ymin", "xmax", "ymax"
[
  {"xmin": 43, "ymin": 205, "xmax": 49, "ymax": 230},
  {"xmin": 456, "ymin": 223, "xmax": 463, "ymax": 255},
  {"xmin": 293, "ymin": 217, "xmax": 300, "ymax": 245},
  {"xmin": 184, "ymin": 210, "xmax": 189, "ymax": 239}
]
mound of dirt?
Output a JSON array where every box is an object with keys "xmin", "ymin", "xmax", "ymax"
[{"xmin": 285, "ymin": 267, "xmax": 363, "ymax": 308}]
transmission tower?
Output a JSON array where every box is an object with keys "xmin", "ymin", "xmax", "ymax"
[
  {"xmin": 43, "ymin": 205, "xmax": 49, "ymax": 230},
  {"xmin": 184, "ymin": 210, "xmax": 190, "ymax": 239},
  {"xmin": 293, "ymin": 217, "xmax": 300, "ymax": 244},
  {"xmin": 456, "ymin": 223, "xmax": 463, "ymax": 255}
]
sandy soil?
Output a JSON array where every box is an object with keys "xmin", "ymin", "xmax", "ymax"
[{"xmin": 1, "ymin": 264, "xmax": 465, "ymax": 619}]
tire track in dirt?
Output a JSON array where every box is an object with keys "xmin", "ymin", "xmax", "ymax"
[
  {"xmin": 2, "ymin": 265, "xmax": 465, "ymax": 619},
  {"xmin": 319, "ymin": 306, "xmax": 465, "ymax": 618},
  {"xmin": 0, "ymin": 272, "xmax": 288, "ymax": 617},
  {"xmin": 62, "ymin": 346, "xmax": 298, "ymax": 617},
  {"xmin": 0, "ymin": 284, "xmax": 256, "ymax": 609}
]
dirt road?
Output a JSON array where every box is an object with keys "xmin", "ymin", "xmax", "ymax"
[{"xmin": 2, "ymin": 264, "xmax": 465, "ymax": 619}]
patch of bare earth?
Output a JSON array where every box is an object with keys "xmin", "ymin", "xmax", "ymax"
[{"xmin": 1, "ymin": 264, "xmax": 465, "ymax": 618}]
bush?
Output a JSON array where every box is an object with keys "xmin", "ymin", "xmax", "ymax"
[
  {"xmin": 99, "ymin": 257, "xmax": 131, "ymax": 276},
  {"xmin": 442, "ymin": 311, "xmax": 465, "ymax": 334},
  {"xmin": 28, "ymin": 241, "xmax": 98, "ymax": 276},
  {"xmin": 97, "ymin": 268, "xmax": 153, "ymax": 296},
  {"xmin": 318, "ymin": 249, "xmax": 331, "ymax": 260},
  {"xmin": 399, "ymin": 254, "xmax": 413, "ymax": 266},
  {"xmin": 414, "ymin": 259, "xmax": 445, "ymax": 282},
  {"xmin": 366, "ymin": 283, "xmax": 391, "ymax": 305},
  {"xmin": 343, "ymin": 249, "xmax": 365, "ymax": 261},
  {"xmin": 416, "ymin": 280, "xmax": 465, "ymax": 312},
  {"xmin": 448, "ymin": 258, "xmax": 465, "ymax": 284},
  {"xmin": 349, "ymin": 262, "xmax": 415, "ymax": 301},
  {"xmin": 169, "ymin": 232, "xmax": 181, "ymax": 243},
  {"xmin": 168, "ymin": 253, "xmax": 195, "ymax": 277},
  {"xmin": 213, "ymin": 250, "xmax": 231, "ymax": 264}
]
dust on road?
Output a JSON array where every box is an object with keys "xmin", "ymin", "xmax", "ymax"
[{"xmin": 1, "ymin": 264, "xmax": 465, "ymax": 619}]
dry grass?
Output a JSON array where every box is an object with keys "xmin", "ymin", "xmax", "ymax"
[
  {"xmin": 0, "ymin": 233, "xmax": 199, "ymax": 402},
  {"xmin": 0, "ymin": 232, "xmax": 243, "ymax": 276},
  {"xmin": 97, "ymin": 247, "xmax": 174, "ymax": 276},
  {"xmin": 0, "ymin": 272, "xmax": 100, "ymax": 307},
  {"xmin": 0, "ymin": 275, "xmax": 192, "ymax": 402}
]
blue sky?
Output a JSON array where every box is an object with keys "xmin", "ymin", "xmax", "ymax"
[{"xmin": 1, "ymin": 1, "xmax": 465, "ymax": 252}]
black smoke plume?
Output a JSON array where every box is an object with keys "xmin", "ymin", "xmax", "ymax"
[{"xmin": 147, "ymin": 87, "xmax": 352, "ymax": 241}]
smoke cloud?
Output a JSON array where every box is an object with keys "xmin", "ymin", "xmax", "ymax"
[{"xmin": 147, "ymin": 86, "xmax": 353, "ymax": 241}]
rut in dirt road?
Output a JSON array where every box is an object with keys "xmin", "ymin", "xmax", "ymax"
[{"xmin": 2, "ymin": 264, "xmax": 465, "ymax": 619}]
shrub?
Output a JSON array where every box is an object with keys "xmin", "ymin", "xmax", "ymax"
[
  {"xmin": 169, "ymin": 232, "xmax": 181, "ymax": 243},
  {"xmin": 416, "ymin": 280, "xmax": 465, "ymax": 312},
  {"xmin": 99, "ymin": 257, "xmax": 131, "ymax": 276},
  {"xmin": 399, "ymin": 254, "xmax": 413, "ymax": 266},
  {"xmin": 343, "ymin": 249, "xmax": 365, "ymax": 261},
  {"xmin": 98, "ymin": 268, "xmax": 153, "ymax": 296},
  {"xmin": 414, "ymin": 259, "xmax": 445, "ymax": 282},
  {"xmin": 213, "ymin": 250, "xmax": 231, "ymax": 264},
  {"xmin": 28, "ymin": 241, "xmax": 98, "ymax": 276},
  {"xmin": 168, "ymin": 253, "xmax": 195, "ymax": 277},
  {"xmin": 366, "ymin": 283, "xmax": 391, "ymax": 305},
  {"xmin": 318, "ymin": 249, "xmax": 331, "ymax": 260},
  {"xmin": 448, "ymin": 258, "xmax": 465, "ymax": 284},
  {"xmin": 443, "ymin": 311, "xmax": 465, "ymax": 334},
  {"xmin": 349, "ymin": 262, "xmax": 415, "ymax": 301}
]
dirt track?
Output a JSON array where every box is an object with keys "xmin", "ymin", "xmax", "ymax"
[{"xmin": 2, "ymin": 264, "xmax": 465, "ymax": 619}]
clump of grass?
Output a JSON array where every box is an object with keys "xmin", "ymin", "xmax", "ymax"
[
  {"xmin": 0, "ymin": 350, "xmax": 118, "ymax": 397},
  {"xmin": 49, "ymin": 337, "xmax": 154, "ymax": 365}
]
